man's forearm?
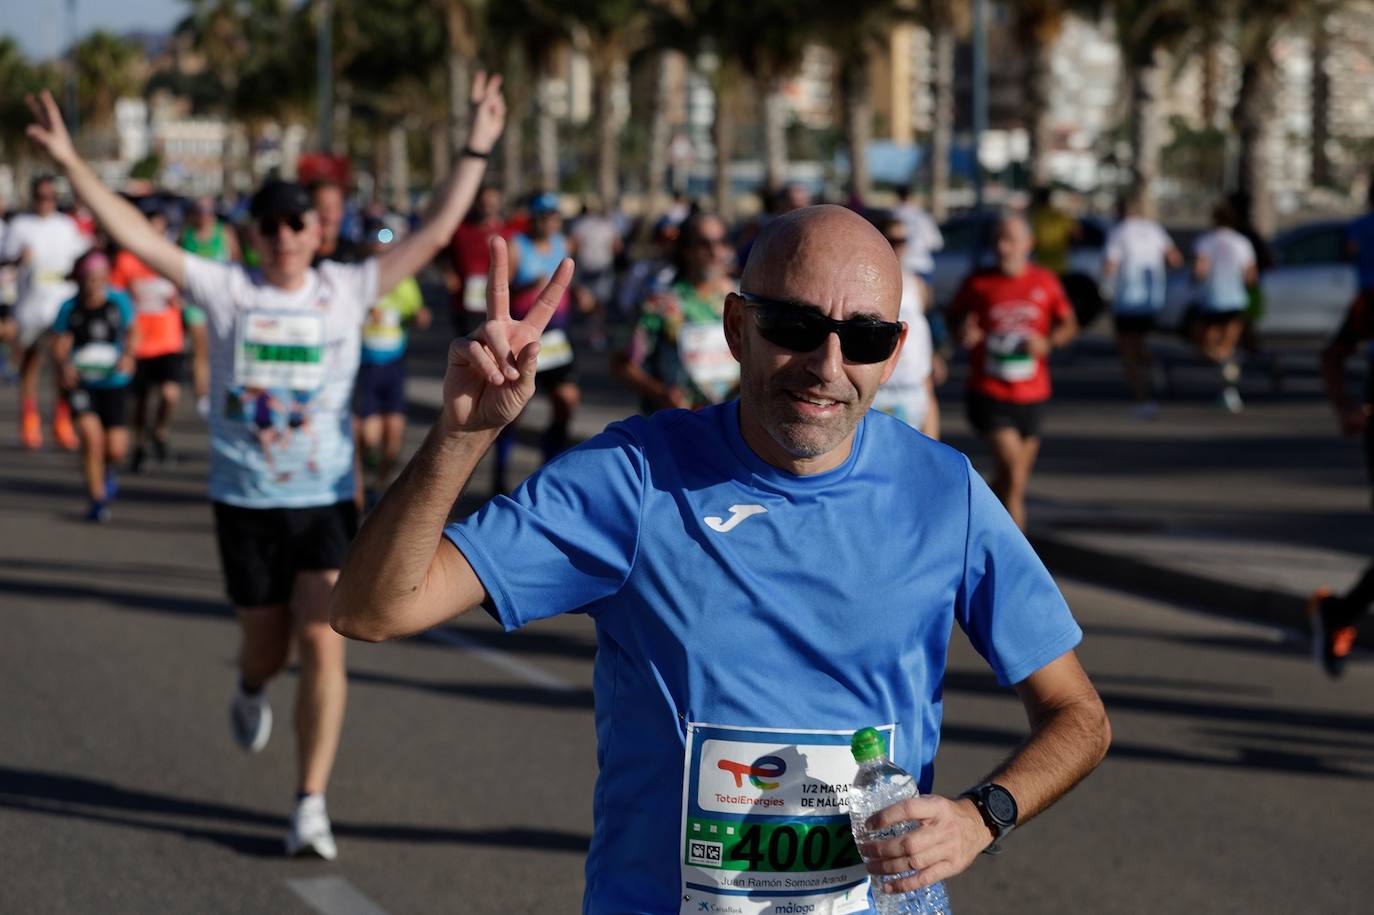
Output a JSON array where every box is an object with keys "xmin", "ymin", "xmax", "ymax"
[
  {"xmin": 61, "ymin": 155, "xmax": 186, "ymax": 286},
  {"xmin": 977, "ymin": 695, "xmax": 1109, "ymax": 826},
  {"xmin": 332, "ymin": 421, "xmax": 498, "ymax": 638}
]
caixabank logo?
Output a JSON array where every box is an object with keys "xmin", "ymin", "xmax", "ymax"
[{"xmin": 717, "ymin": 754, "xmax": 786, "ymax": 790}]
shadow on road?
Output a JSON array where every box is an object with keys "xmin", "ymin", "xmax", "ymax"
[
  {"xmin": 0, "ymin": 767, "xmax": 590, "ymax": 856},
  {"xmin": 347, "ymin": 668, "xmax": 594, "ymax": 710},
  {"xmin": 0, "ymin": 575, "xmax": 227, "ymax": 619}
]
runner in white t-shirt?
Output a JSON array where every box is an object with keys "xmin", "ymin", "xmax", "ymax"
[
  {"xmin": 1192, "ymin": 201, "xmax": 1258, "ymax": 413},
  {"xmin": 1, "ymin": 176, "xmax": 90, "ymax": 449},
  {"xmin": 873, "ymin": 214, "xmax": 940, "ymax": 438},
  {"xmin": 1101, "ymin": 190, "xmax": 1182, "ymax": 419},
  {"xmin": 25, "ymin": 75, "xmax": 509, "ymax": 860}
]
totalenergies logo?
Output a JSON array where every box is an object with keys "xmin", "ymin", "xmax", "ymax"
[{"xmin": 718, "ymin": 755, "xmax": 786, "ymax": 791}]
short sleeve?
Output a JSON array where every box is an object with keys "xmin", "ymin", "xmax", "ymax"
[
  {"xmin": 1104, "ymin": 226, "xmax": 1124, "ymax": 264},
  {"xmin": 112, "ymin": 291, "xmax": 136, "ymax": 325},
  {"xmin": 1238, "ymin": 238, "xmax": 1257, "ymax": 269},
  {"xmin": 443, "ymin": 425, "xmax": 646, "ymax": 631},
  {"xmin": 51, "ymin": 298, "xmax": 76, "ymax": 332},
  {"xmin": 956, "ymin": 459, "xmax": 1082, "ymax": 686},
  {"xmin": 181, "ymin": 253, "xmax": 239, "ymax": 324},
  {"xmin": 318, "ymin": 258, "xmax": 380, "ymax": 325}
]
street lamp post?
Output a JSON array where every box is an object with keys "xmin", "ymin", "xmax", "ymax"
[
  {"xmin": 66, "ymin": 0, "xmax": 79, "ymax": 145},
  {"xmin": 972, "ymin": 0, "xmax": 987, "ymax": 214},
  {"xmin": 316, "ymin": 0, "xmax": 333, "ymax": 153}
]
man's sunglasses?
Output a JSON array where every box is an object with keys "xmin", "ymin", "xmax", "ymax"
[
  {"xmin": 738, "ymin": 292, "xmax": 902, "ymax": 364},
  {"xmin": 258, "ymin": 213, "xmax": 307, "ymax": 236}
]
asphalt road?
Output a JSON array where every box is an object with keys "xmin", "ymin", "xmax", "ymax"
[{"xmin": 2, "ymin": 320, "xmax": 1371, "ymax": 914}]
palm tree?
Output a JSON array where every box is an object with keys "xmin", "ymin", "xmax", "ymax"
[
  {"xmin": 1012, "ymin": 0, "xmax": 1072, "ymax": 189},
  {"xmin": 1106, "ymin": 0, "xmax": 1194, "ymax": 215},
  {"xmin": 71, "ymin": 31, "xmax": 146, "ymax": 158},
  {"xmin": 926, "ymin": 0, "xmax": 970, "ymax": 220},
  {"xmin": 0, "ymin": 38, "xmax": 60, "ymax": 191},
  {"xmin": 487, "ymin": 0, "xmax": 566, "ymax": 193}
]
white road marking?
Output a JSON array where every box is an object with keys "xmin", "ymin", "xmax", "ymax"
[
  {"xmin": 286, "ymin": 876, "xmax": 390, "ymax": 915},
  {"xmin": 420, "ymin": 626, "xmax": 576, "ymax": 693}
]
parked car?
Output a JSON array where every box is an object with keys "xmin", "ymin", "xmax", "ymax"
[
  {"xmin": 1157, "ymin": 219, "xmax": 1358, "ymax": 339},
  {"xmin": 929, "ymin": 212, "xmax": 1110, "ymax": 326}
]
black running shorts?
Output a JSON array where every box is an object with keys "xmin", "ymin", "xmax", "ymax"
[
  {"xmin": 965, "ymin": 392, "xmax": 1045, "ymax": 439},
  {"xmin": 134, "ymin": 353, "xmax": 185, "ymax": 392},
  {"xmin": 69, "ymin": 385, "xmax": 128, "ymax": 428},
  {"xmin": 212, "ymin": 501, "xmax": 359, "ymax": 608}
]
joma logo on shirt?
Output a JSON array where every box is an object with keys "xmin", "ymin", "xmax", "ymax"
[{"xmin": 704, "ymin": 504, "xmax": 767, "ymax": 533}]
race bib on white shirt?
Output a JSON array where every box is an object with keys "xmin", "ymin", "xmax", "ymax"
[
  {"xmin": 680, "ymin": 723, "xmax": 888, "ymax": 915},
  {"xmin": 73, "ymin": 342, "xmax": 119, "ymax": 382},
  {"xmin": 984, "ymin": 332, "xmax": 1036, "ymax": 382},
  {"xmin": 234, "ymin": 311, "xmax": 326, "ymax": 391},
  {"xmin": 678, "ymin": 321, "xmax": 739, "ymax": 402},
  {"xmin": 535, "ymin": 328, "xmax": 574, "ymax": 373},
  {"xmin": 463, "ymin": 274, "xmax": 489, "ymax": 314}
]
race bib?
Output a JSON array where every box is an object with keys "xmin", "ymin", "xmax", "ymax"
[
  {"xmin": 535, "ymin": 328, "xmax": 574, "ymax": 373},
  {"xmin": 680, "ymin": 723, "xmax": 889, "ymax": 915},
  {"xmin": 678, "ymin": 321, "xmax": 739, "ymax": 403},
  {"xmin": 234, "ymin": 312, "xmax": 326, "ymax": 391},
  {"xmin": 983, "ymin": 333, "xmax": 1036, "ymax": 383},
  {"xmin": 463, "ymin": 274, "xmax": 488, "ymax": 314},
  {"xmin": 73, "ymin": 342, "xmax": 119, "ymax": 382}
]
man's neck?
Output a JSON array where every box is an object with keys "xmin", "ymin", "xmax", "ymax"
[
  {"xmin": 263, "ymin": 267, "xmax": 309, "ymax": 291},
  {"xmin": 737, "ymin": 404, "xmax": 855, "ymax": 477}
]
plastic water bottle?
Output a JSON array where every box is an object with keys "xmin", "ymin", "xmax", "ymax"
[{"xmin": 848, "ymin": 727, "xmax": 951, "ymax": 915}]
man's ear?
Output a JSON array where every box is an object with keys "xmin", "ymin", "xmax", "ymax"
[
  {"xmin": 877, "ymin": 321, "xmax": 909, "ymax": 386},
  {"xmin": 724, "ymin": 291, "xmax": 744, "ymax": 363}
]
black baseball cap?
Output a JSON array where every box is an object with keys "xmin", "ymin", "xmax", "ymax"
[{"xmin": 250, "ymin": 180, "xmax": 312, "ymax": 221}]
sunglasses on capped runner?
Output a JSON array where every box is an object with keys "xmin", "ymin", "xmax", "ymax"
[
  {"xmin": 737, "ymin": 291, "xmax": 902, "ymax": 365},
  {"xmin": 257, "ymin": 213, "xmax": 308, "ymax": 236}
]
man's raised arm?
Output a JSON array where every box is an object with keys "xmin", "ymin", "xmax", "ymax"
[
  {"xmin": 330, "ymin": 238, "xmax": 575, "ymax": 642},
  {"xmin": 375, "ymin": 72, "xmax": 505, "ymax": 297},
  {"xmin": 26, "ymin": 91, "xmax": 187, "ymax": 287}
]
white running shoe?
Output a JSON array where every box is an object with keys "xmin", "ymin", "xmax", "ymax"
[
  {"xmin": 229, "ymin": 686, "xmax": 272, "ymax": 753},
  {"xmin": 1221, "ymin": 386, "xmax": 1244, "ymax": 414},
  {"xmin": 285, "ymin": 794, "xmax": 338, "ymax": 860}
]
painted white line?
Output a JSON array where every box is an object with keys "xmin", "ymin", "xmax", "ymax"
[
  {"xmin": 420, "ymin": 626, "xmax": 576, "ymax": 693},
  {"xmin": 286, "ymin": 876, "xmax": 390, "ymax": 915}
]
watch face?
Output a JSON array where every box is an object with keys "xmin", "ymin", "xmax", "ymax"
[{"xmin": 987, "ymin": 787, "xmax": 1017, "ymax": 824}]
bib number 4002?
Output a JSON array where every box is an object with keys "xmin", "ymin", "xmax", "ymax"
[{"xmin": 727, "ymin": 822, "xmax": 861, "ymax": 873}]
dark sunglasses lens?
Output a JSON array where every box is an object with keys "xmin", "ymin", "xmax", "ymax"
[
  {"xmin": 839, "ymin": 324, "xmax": 900, "ymax": 363},
  {"xmin": 260, "ymin": 214, "xmax": 305, "ymax": 235},
  {"xmin": 754, "ymin": 305, "xmax": 829, "ymax": 353}
]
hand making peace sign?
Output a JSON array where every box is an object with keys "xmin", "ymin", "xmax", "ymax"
[{"xmin": 442, "ymin": 236, "xmax": 575, "ymax": 433}]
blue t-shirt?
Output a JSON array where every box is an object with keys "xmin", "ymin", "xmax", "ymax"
[
  {"xmin": 444, "ymin": 402, "xmax": 1081, "ymax": 914},
  {"xmin": 1347, "ymin": 212, "xmax": 1374, "ymax": 291},
  {"xmin": 52, "ymin": 290, "xmax": 136, "ymax": 389}
]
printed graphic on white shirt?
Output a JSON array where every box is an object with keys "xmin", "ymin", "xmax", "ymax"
[
  {"xmin": 680, "ymin": 723, "xmax": 891, "ymax": 915},
  {"xmin": 678, "ymin": 321, "xmax": 739, "ymax": 403}
]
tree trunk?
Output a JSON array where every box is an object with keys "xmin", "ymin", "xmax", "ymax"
[
  {"xmin": 332, "ymin": 81, "xmax": 351, "ymax": 158},
  {"xmin": 535, "ymin": 70, "xmax": 559, "ymax": 192},
  {"xmin": 1233, "ymin": 34, "xmax": 1279, "ymax": 236},
  {"xmin": 713, "ymin": 77, "xmax": 736, "ymax": 223},
  {"xmin": 762, "ymin": 74, "xmax": 789, "ymax": 194},
  {"xmin": 1201, "ymin": 33, "xmax": 1221, "ymax": 128},
  {"xmin": 1311, "ymin": 12, "xmax": 1332, "ymax": 188},
  {"xmin": 429, "ymin": 121, "xmax": 449, "ymax": 187},
  {"xmin": 502, "ymin": 90, "xmax": 525, "ymax": 201},
  {"xmin": 388, "ymin": 122, "xmax": 409, "ymax": 212},
  {"xmin": 1025, "ymin": 33, "xmax": 1055, "ymax": 188},
  {"xmin": 842, "ymin": 50, "xmax": 873, "ymax": 202},
  {"xmin": 1127, "ymin": 54, "xmax": 1161, "ymax": 217},
  {"xmin": 929, "ymin": 22, "xmax": 955, "ymax": 221},
  {"xmin": 592, "ymin": 47, "xmax": 621, "ymax": 209},
  {"xmin": 644, "ymin": 50, "xmax": 678, "ymax": 223}
]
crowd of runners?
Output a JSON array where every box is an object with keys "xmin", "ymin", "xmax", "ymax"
[{"xmin": 2, "ymin": 58, "xmax": 1371, "ymax": 911}]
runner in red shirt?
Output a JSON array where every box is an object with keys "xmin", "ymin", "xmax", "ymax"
[
  {"xmin": 446, "ymin": 186, "xmax": 510, "ymax": 335},
  {"xmin": 951, "ymin": 213, "xmax": 1077, "ymax": 529},
  {"xmin": 111, "ymin": 210, "xmax": 185, "ymax": 470}
]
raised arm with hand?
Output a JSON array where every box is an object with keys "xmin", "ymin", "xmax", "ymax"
[
  {"xmin": 26, "ymin": 91, "xmax": 187, "ymax": 287},
  {"xmin": 375, "ymin": 72, "xmax": 506, "ymax": 297},
  {"xmin": 331, "ymin": 237, "xmax": 575, "ymax": 642}
]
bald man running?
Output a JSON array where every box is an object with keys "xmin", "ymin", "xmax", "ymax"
[{"xmin": 332, "ymin": 205, "xmax": 1110, "ymax": 913}]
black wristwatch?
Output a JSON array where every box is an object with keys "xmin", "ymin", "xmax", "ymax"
[{"xmin": 960, "ymin": 783, "xmax": 1018, "ymax": 856}]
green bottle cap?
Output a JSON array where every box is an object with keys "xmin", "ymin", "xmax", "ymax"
[{"xmin": 851, "ymin": 727, "xmax": 887, "ymax": 763}]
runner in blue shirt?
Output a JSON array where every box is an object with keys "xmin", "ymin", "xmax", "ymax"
[{"xmin": 334, "ymin": 206, "xmax": 1111, "ymax": 913}]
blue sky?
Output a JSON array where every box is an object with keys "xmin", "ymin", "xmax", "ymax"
[{"xmin": 3, "ymin": 0, "xmax": 185, "ymax": 59}]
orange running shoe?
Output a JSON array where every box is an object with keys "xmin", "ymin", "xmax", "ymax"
[
  {"xmin": 20, "ymin": 405, "xmax": 42, "ymax": 450},
  {"xmin": 53, "ymin": 404, "xmax": 78, "ymax": 451},
  {"xmin": 1308, "ymin": 587, "xmax": 1358, "ymax": 679}
]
